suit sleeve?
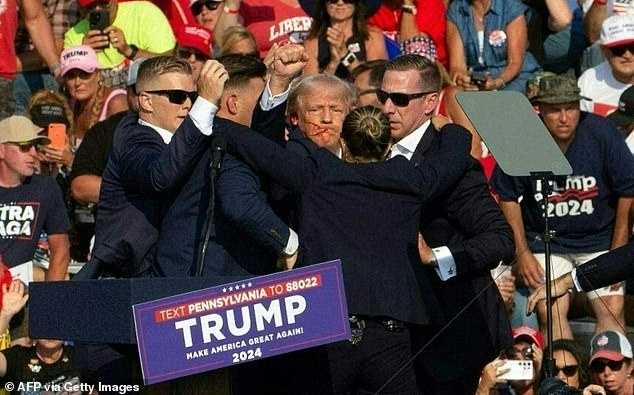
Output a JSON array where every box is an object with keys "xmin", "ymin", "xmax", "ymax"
[
  {"xmin": 251, "ymin": 95, "xmax": 287, "ymax": 143},
  {"xmin": 576, "ymin": 242, "xmax": 634, "ymax": 291},
  {"xmin": 217, "ymin": 153, "xmax": 291, "ymax": 255},
  {"xmin": 440, "ymin": 164, "xmax": 515, "ymax": 276},
  {"xmin": 414, "ymin": 124, "xmax": 473, "ymax": 202},
  {"xmin": 216, "ymin": 121, "xmax": 319, "ymax": 193},
  {"xmin": 118, "ymin": 116, "xmax": 210, "ymax": 193}
]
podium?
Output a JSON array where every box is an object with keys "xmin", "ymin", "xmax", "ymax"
[{"xmin": 29, "ymin": 276, "xmax": 245, "ymax": 343}]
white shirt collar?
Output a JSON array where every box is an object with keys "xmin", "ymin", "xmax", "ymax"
[
  {"xmin": 389, "ymin": 119, "xmax": 431, "ymax": 160},
  {"xmin": 138, "ymin": 118, "xmax": 174, "ymax": 144}
]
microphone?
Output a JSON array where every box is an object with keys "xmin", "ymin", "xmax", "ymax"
[{"xmin": 210, "ymin": 136, "xmax": 226, "ymax": 173}]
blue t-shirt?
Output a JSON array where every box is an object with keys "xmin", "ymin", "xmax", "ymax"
[
  {"xmin": 491, "ymin": 112, "xmax": 634, "ymax": 253},
  {"xmin": 0, "ymin": 175, "xmax": 70, "ymax": 267},
  {"xmin": 447, "ymin": 0, "xmax": 541, "ymax": 92}
]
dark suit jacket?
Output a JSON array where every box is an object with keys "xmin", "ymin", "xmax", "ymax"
[
  {"xmin": 411, "ymin": 123, "xmax": 514, "ymax": 382},
  {"xmin": 217, "ymin": 121, "xmax": 472, "ymax": 325},
  {"xmin": 93, "ymin": 115, "xmax": 210, "ymax": 277},
  {"xmin": 576, "ymin": 241, "xmax": 634, "ymax": 291},
  {"xmin": 155, "ymin": 117, "xmax": 291, "ymax": 277}
]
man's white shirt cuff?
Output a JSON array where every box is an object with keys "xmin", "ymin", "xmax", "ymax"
[
  {"xmin": 283, "ymin": 228, "xmax": 299, "ymax": 256},
  {"xmin": 190, "ymin": 96, "xmax": 219, "ymax": 135},
  {"xmin": 571, "ymin": 268, "xmax": 583, "ymax": 292},
  {"xmin": 434, "ymin": 246, "xmax": 457, "ymax": 281},
  {"xmin": 260, "ymin": 81, "xmax": 290, "ymax": 111}
]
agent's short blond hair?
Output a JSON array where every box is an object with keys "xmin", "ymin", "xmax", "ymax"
[{"xmin": 136, "ymin": 56, "xmax": 192, "ymax": 92}]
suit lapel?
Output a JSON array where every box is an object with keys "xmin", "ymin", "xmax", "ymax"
[{"xmin": 410, "ymin": 123, "xmax": 438, "ymax": 166}]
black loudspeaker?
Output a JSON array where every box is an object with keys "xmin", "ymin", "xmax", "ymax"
[{"xmin": 29, "ymin": 276, "xmax": 247, "ymax": 344}]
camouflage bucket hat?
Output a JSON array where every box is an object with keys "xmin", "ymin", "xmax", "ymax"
[{"xmin": 532, "ymin": 75, "xmax": 591, "ymax": 104}]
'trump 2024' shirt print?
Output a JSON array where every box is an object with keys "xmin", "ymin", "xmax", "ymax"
[{"xmin": 535, "ymin": 176, "xmax": 598, "ymax": 219}]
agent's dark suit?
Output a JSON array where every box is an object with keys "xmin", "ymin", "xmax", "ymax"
[
  {"xmin": 217, "ymin": 121, "xmax": 472, "ymax": 393},
  {"xmin": 155, "ymin": 117, "xmax": 291, "ymax": 277},
  {"xmin": 92, "ymin": 115, "xmax": 210, "ymax": 278},
  {"xmin": 410, "ymin": 123, "xmax": 514, "ymax": 394},
  {"xmin": 574, "ymin": 241, "xmax": 634, "ymax": 291}
]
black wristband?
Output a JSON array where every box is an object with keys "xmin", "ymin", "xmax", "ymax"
[{"xmin": 127, "ymin": 44, "xmax": 139, "ymax": 60}]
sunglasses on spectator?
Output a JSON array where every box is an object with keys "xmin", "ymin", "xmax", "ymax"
[
  {"xmin": 376, "ymin": 89, "xmax": 435, "ymax": 107},
  {"xmin": 504, "ymin": 346, "xmax": 534, "ymax": 360},
  {"xmin": 176, "ymin": 48, "xmax": 208, "ymax": 62},
  {"xmin": 144, "ymin": 89, "xmax": 198, "ymax": 105},
  {"xmin": 7, "ymin": 141, "xmax": 42, "ymax": 153},
  {"xmin": 191, "ymin": 0, "xmax": 222, "ymax": 15},
  {"xmin": 591, "ymin": 359, "xmax": 625, "ymax": 373},
  {"xmin": 326, "ymin": 0, "xmax": 356, "ymax": 4},
  {"xmin": 609, "ymin": 44, "xmax": 634, "ymax": 57},
  {"xmin": 64, "ymin": 69, "xmax": 93, "ymax": 80},
  {"xmin": 554, "ymin": 365, "xmax": 579, "ymax": 377}
]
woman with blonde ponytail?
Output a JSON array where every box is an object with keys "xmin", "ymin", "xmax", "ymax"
[{"xmin": 59, "ymin": 45, "xmax": 127, "ymax": 144}]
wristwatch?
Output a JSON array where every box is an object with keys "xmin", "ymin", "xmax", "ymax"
[
  {"xmin": 402, "ymin": 4, "xmax": 417, "ymax": 15},
  {"xmin": 126, "ymin": 44, "xmax": 139, "ymax": 60},
  {"xmin": 341, "ymin": 51, "xmax": 358, "ymax": 67},
  {"xmin": 429, "ymin": 251, "xmax": 438, "ymax": 267}
]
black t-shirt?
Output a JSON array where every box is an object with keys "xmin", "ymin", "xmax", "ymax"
[
  {"xmin": 70, "ymin": 111, "xmax": 127, "ymax": 182},
  {"xmin": 1, "ymin": 345, "xmax": 83, "ymax": 394}
]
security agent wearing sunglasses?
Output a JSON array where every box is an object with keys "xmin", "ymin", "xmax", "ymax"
[
  {"xmin": 83, "ymin": 56, "xmax": 228, "ymax": 279},
  {"xmin": 381, "ymin": 55, "xmax": 514, "ymax": 392}
]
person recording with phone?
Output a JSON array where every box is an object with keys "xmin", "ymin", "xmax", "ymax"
[
  {"xmin": 64, "ymin": 0, "xmax": 176, "ymax": 88},
  {"xmin": 475, "ymin": 326, "xmax": 544, "ymax": 395}
]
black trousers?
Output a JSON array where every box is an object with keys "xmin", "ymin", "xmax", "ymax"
[{"xmin": 326, "ymin": 320, "xmax": 419, "ymax": 395}]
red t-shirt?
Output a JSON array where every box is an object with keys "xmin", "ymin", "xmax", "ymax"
[
  {"xmin": 240, "ymin": 0, "xmax": 312, "ymax": 57},
  {"xmin": 0, "ymin": 0, "xmax": 18, "ymax": 79},
  {"xmin": 368, "ymin": 0, "xmax": 447, "ymax": 67}
]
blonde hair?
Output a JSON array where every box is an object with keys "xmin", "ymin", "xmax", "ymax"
[
  {"xmin": 26, "ymin": 90, "xmax": 75, "ymax": 144},
  {"xmin": 219, "ymin": 25, "xmax": 258, "ymax": 56},
  {"xmin": 341, "ymin": 105, "xmax": 391, "ymax": 163}
]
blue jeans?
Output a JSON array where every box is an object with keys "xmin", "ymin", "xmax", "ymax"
[{"xmin": 12, "ymin": 69, "xmax": 59, "ymax": 115}]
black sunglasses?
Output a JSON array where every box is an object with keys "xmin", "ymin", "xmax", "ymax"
[
  {"xmin": 145, "ymin": 89, "xmax": 198, "ymax": 105},
  {"xmin": 609, "ymin": 44, "xmax": 634, "ymax": 57},
  {"xmin": 7, "ymin": 141, "xmax": 42, "ymax": 153},
  {"xmin": 64, "ymin": 69, "xmax": 93, "ymax": 80},
  {"xmin": 554, "ymin": 365, "xmax": 579, "ymax": 377},
  {"xmin": 504, "ymin": 346, "xmax": 533, "ymax": 360},
  {"xmin": 591, "ymin": 359, "xmax": 625, "ymax": 373},
  {"xmin": 177, "ymin": 48, "xmax": 208, "ymax": 62},
  {"xmin": 377, "ymin": 89, "xmax": 435, "ymax": 107},
  {"xmin": 191, "ymin": 0, "xmax": 222, "ymax": 15}
]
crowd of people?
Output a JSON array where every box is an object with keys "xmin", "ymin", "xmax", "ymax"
[{"xmin": 2, "ymin": 0, "xmax": 634, "ymax": 394}]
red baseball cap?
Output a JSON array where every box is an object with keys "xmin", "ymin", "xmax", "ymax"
[
  {"xmin": 176, "ymin": 25, "xmax": 213, "ymax": 58},
  {"xmin": 78, "ymin": 0, "xmax": 106, "ymax": 8},
  {"xmin": 512, "ymin": 326, "xmax": 545, "ymax": 349}
]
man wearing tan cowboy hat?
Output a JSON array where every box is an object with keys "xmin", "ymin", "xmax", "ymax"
[
  {"xmin": 492, "ymin": 74, "xmax": 634, "ymax": 342},
  {"xmin": 0, "ymin": 116, "xmax": 70, "ymax": 282}
]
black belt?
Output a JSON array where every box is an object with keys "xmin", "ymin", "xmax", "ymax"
[{"xmin": 348, "ymin": 315, "xmax": 406, "ymax": 346}]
